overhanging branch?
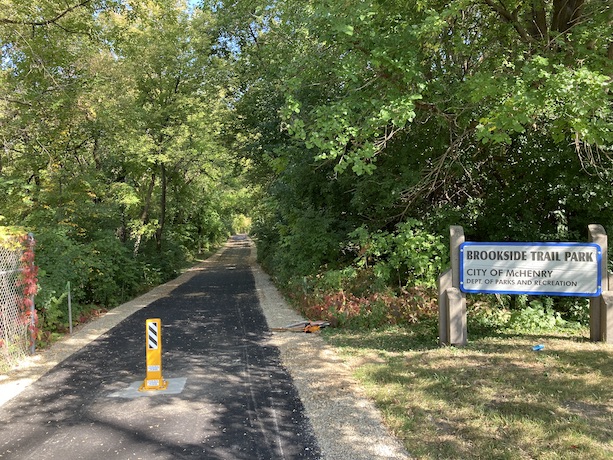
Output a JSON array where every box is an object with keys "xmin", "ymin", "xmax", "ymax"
[
  {"xmin": 481, "ymin": 0, "xmax": 534, "ymax": 43},
  {"xmin": 0, "ymin": 1, "xmax": 91, "ymax": 27}
]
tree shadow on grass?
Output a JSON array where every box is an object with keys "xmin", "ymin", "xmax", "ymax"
[
  {"xmin": 326, "ymin": 318, "xmax": 613, "ymax": 459},
  {"xmin": 324, "ymin": 318, "xmax": 441, "ymax": 353}
]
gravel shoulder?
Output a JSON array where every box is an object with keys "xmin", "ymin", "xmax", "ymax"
[{"xmin": 0, "ymin": 239, "xmax": 411, "ymax": 459}]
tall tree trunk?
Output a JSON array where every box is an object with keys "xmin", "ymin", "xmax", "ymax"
[
  {"xmin": 140, "ymin": 172, "xmax": 156, "ymax": 224},
  {"xmin": 552, "ymin": 0, "xmax": 584, "ymax": 33},
  {"xmin": 117, "ymin": 207, "xmax": 127, "ymax": 243},
  {"xmin": 530, "ymin": 0, "xmax": 549, "ymax": 41},
  {"xmin": 156, "ymin": 163, "xmax": 167, "ymax": 251},
  {"xmin": 133, "ymin": 172, "xmax": 156, "ymax": 257}
]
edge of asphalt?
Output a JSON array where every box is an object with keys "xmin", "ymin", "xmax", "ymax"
[{"xmin": 0, "ymin": 240, "xmax": 411, "ymax": 460}]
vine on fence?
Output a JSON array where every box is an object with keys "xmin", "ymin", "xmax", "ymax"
[{"xmin": 18, "ymin": 234, "xmax": 38, "ymax": 348}]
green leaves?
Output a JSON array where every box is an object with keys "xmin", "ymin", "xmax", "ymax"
[
  {"xmin": 0, "ymin": 0, "xmax": 250, "ymax": 333},
  {"xmin": 350, "ymin": 220, "xmax": 447, "ymax": 289},
  {"xmin": 214, "ymin": 0, "xmax": 613, "ymax": 306},
  {"xmin": 475, "ymin": 56, "xmax": 612, "ymax": 147},
  {"xmin": 333, "ymin": 23, "xmax": 354, "ymax": 36}
]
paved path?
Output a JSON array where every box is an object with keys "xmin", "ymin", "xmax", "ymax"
[
  {"xmin": 0, "ymin": 238, "xmax": 319, "ymax": 459},
  {"xmin": 0, "ymin": 237, "xmax": 411, "ymax": 460}
]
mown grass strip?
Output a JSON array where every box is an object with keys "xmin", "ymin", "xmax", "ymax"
[{"xmin": 325, "ymin": 324, "xmax": 613, "ymax": 459}]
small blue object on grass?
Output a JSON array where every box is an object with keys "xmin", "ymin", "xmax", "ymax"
[{"xmin": 532, "ymin": 344, "xmax": 545, "ymax": 351}]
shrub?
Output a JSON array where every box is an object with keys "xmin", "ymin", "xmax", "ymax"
[
  {"xmin": 81, "ymin": 234, "xmax": 142, "ymax": 307},
  {"xmin": 350, "ymin": 219, "xmax": 447, "ymax": 289},
  {"xmin": 507, "ymin": 298, "xmax": 568, "ymax": 332},
  {"xmin": 287, "ymin": 270, "xmax": 438, "ymax": 330},
  {"xmin": 255, "ymin": 208, "xmax": 348, "ymax": 283},
  {"xmin": 34, "ymin": 228, "xmax": 143, "ymax": 331},
  {"xmin": 467, "ymin": 298, "xmax": 512, "ymax": 334}
]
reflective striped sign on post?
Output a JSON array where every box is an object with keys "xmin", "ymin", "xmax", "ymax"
[
  {"xmin": 139, "ymin": 318, "xmax": 168, "ymax": 391},
  {"xmin": 148, "ymin": 320, "xmax": 159, "ymax": 349}
]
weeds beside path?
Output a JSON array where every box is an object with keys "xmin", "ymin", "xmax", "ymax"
[{"xmin": 325, "ymin": 323, "xmax": 613, "ymax": 459}]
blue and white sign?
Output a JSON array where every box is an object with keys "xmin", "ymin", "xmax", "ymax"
[{"xmin": 460, "ymin": 242, "xmax": 602, "ymax": 297}]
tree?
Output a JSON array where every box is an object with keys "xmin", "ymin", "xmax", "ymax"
[
  {"xmin": 211, "ymin": 0, "xmax": 612, "ymax": 284},
  {"xmin": 0, "ymin": 0, "xmax": 247, "ymax": 329}
]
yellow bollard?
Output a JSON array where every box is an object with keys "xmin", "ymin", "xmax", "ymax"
[{"xmin": 139, "ymin": 318, "xmax": 168, "ymax": 391}]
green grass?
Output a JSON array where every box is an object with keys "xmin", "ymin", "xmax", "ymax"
[{"xmin": 324, "ymin": 323, "xmax": 613, "ymax": 459}]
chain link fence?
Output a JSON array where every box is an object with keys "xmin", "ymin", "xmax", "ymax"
[{"xmin": 0, "ymin": 237, "xmax": 29, "ymax": 372}]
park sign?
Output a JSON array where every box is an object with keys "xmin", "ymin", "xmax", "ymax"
[{"xmin": 460, "ymin": 242, "xmax": 602, "ymax": 297}]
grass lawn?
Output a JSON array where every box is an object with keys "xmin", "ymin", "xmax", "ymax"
[{"xmin": 325, "ymin": 321, "xmax": 613, "ymax": 459}]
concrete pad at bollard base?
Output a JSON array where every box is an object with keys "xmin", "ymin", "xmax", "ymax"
[{"xmin": 109, "ymin": 377, "xmax": 187, "ymax": 398}]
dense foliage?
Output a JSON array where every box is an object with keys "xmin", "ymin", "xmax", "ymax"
[
  {"xmin": 210, "ymin": 0, "xmax": 612, "ymax": 326},
  {"xmin": 1, "ymin": 1, "xmax": 611, "ymax": 336},
  {"xmin": 0, "ymin": 1, "xmax": 251, "ymax": 336}
]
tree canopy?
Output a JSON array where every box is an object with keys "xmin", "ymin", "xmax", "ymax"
[
  {"xmin": 0, "ymin": 0, "xmax": 611, "ymax": 333},
  {"xmin": 209, "ymin": 0, "xmax": 611, "ymax": 280},
  {"xmin": 0, "ymin": 0, "xmax": 249, "ymax": 332}
]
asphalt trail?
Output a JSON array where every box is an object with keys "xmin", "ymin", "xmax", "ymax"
[{"xmin": 0, "ymin": 240, "xmax": 320, "ymax": 459}]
